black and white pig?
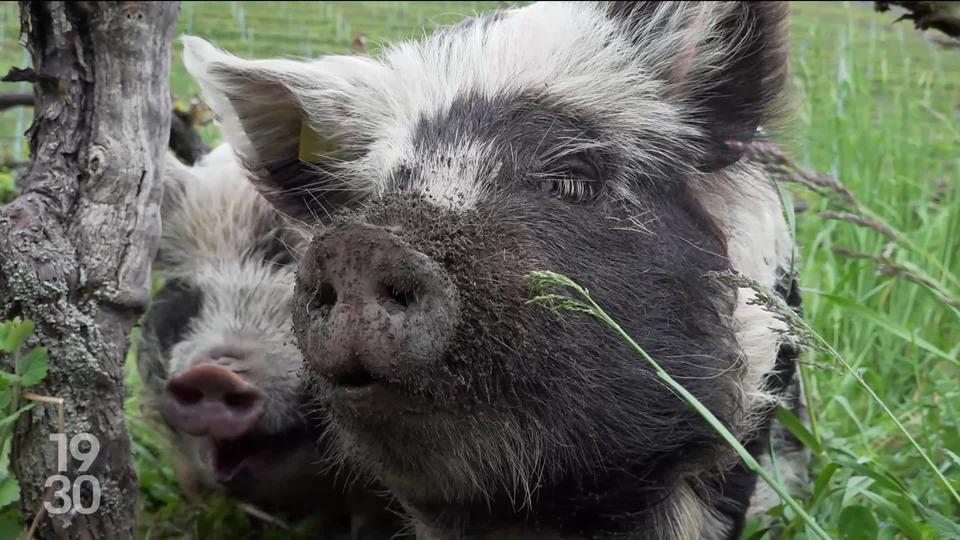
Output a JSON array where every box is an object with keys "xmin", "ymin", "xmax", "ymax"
[
  {"xmin": 182, "ymin": 1, "xmax": 808, "ymax": 538},
  {"xmin": 137, "ymin": 145, "xmax": 398, "ymax": 537}
]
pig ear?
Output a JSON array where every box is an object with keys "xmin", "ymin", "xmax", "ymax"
[
  {"xmin": 606, "ymin": 1, "xmax": 789, "ymax": 171},
  {"xmin": 181, "ymin": 36, "xmax": 377, "ymax": 219}
]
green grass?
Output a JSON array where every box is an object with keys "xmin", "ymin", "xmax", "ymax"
[{"xmin": 2, "ymin": 1, "xmax": 960, "ymax": 538}]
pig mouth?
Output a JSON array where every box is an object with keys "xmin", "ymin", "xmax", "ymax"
[
  {"xmin": 329, "ymin": 367, "xmax": 433, "ymax": 413},
  {"xmin": 207, "ymin": 426, "xmax": 313, "ymax": 485}
]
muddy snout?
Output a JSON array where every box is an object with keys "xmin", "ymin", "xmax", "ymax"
[
  {"xmin": 295, "ymin": 223, "xmax": 459, "ymax": 389},
  {"xmin": 162, "ymin": 361, "xmax": 266, "ymax": 439}
]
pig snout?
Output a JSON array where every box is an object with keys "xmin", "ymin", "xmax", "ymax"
[
  {"xmin": 162, "ymin": 362, "xmax": 266, "ymax": 439},
  {"xmin": 297, "ymin": 223, "xmax": 459, "ymax": 387}
]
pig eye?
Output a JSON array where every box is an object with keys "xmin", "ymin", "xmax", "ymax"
[
  {"xmin": 537, "ymin": 158, "xmax": 602, "ymax": 203},
  {"xmin": 540, "ymin": 178, "xmax": 600, "ymax": 202}
]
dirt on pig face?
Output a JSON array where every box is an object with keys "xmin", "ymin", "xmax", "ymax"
[{"xmin": 293, "ymin": 188, "xmax": 744, "ymax": 532}]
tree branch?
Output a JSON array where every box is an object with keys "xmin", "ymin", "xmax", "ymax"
[
  {"xmin": 0, "ymin": 92, "xmax": 34, "ymax": 111},
  {"xmin": 875, "ymin": 1, "xmax": 960, "ymax": 41},
  {"xmin": 1, "ymin": 91, "xmax": 209, "ymax": 165}
]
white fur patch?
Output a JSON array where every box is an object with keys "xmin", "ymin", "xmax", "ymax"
[
  {"xmin": 180, "ymin": 3, "xmax": 717, "ymax": 209},
  {"xmin": 655, "ymin": 482, "xmax": 733, "ymax": 540},
  {"xmin": 692, "ymin": 162, "xmax": 797, "ymax": 422}
]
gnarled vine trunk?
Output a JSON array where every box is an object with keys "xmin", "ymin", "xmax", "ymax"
[{"xmin": 0, "ymin": 2, "xmax": 179, "ymax": 537}]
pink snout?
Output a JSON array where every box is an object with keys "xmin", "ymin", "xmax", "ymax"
[{"xmin": 161, "ymin": 363, "xmax": 265, "ymax": 440}]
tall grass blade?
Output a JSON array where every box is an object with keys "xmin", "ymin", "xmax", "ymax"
[{"xmin": 526, "ymin": 270, "xmax": 834, "ymax": 540}]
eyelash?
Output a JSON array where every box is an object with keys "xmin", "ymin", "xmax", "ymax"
[
  {"xmin": 537, "ymin": 159, "xmax": 602, "ymax": 203},
  {"xmin": 540, "ymin": 178, "xmax": 600, "ymax": 202}
]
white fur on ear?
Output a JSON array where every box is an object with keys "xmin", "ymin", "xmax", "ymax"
[
  {"xmin": 181, "ymin": 35, "xmax": 222, "ymax": 72},
  {"xmin": 181, "ymin": 36, "xmax": 258, "ymax": 161},
  {"xmin": 181, "ymin": 35, "xmax": 388, "ymax": 169},
  {"xmin": 603, "ymin": 2, "xmax": 789, "ymax": 170}
]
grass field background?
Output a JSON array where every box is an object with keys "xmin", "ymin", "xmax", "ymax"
[{"xmin": 1, "ymin": 2, "xmax": 959, "ymax": 539}]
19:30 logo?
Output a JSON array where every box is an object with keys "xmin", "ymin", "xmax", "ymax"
[{"xmin": 43, "ymin": 433, "xmax": 101, "ymax": 515}]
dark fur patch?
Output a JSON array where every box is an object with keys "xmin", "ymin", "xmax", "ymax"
[
  {"xmin": 295, "ymin": 185, "xmax": 743, "ymax": 536},
  {"xmin": 768, "ymin": 272, "xmax": 803, "ymax": 396},
  {"xmin": 402, "ymin": 89, "xmax": 694, "ymax": 198},
  {"xmin": 405, "ymin": 90, "xmax": 609, "ymax": 191},
  {"xmin": 246, "ymin": 156, "xmax": 366, "ymax": 225},
  {"xmin": 141, "ymin": 278, "xmax": 204, "ymax": 361},
  {"xmin": 605, "ymin": 1, "xmax": 790, "ymax": 170}
]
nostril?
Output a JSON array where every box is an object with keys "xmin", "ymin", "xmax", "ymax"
[
  {"xmin": 168, "ymin": 381, "xmax": 203, "ymax": 406},
  {"xmin": 315, "ymin": 282, "xmax": 338, "ymax": 309},
  {"xmin": 377, "ymin": 280, "xmax": 418, "ymax": 309},
  {"xmin": 335, "ymin": 368, "xmax": 375, "ymax": 388},
  {"xmin": 224, "ymin": 391, "xmax": 259, "ymax": 411}
]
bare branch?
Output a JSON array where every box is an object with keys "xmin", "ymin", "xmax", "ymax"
[
  {"xmin": 0, "ymin": 92, "xmax": 34, "ymax": 111},
  {"xmin": 875, "ymin": 1, "xmax": 960, "ymax": 41}
]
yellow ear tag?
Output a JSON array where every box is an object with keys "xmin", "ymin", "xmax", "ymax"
[{"xmin": 298, "ymin": 120, "xmax": 337, "ymax": 162}]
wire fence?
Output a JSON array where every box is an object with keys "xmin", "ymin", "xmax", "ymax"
[
  {"xmin": 3, "ymin": 1, "xmax": 958, "ymax": 164},
  {"xmin": 0, "ymin": 1, "xmax": 509, "ymax": 162}
]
